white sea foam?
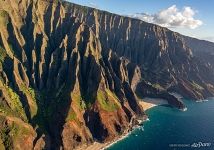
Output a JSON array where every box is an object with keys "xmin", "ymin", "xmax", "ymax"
[
  {"xmin": 196, "ymin": 99, "xmax": 209, "ymax": 103},
  {"xmin": 102, "ymin": 130, "xmax": 133, "ymax": 150},
  {"xmin": 145, "ymin": 118, "xmax": 150, "ymax": 122},
  {"xmin": 139, "ymin": 126, "xmax": 144, "ymax": 131},
  {"xmin": 181, "ymin": 107, "xmax": 187, "ymax": 111},
  {"xmin": 103, "ymin": 121, "xmax": 147, "ymax": 149}
]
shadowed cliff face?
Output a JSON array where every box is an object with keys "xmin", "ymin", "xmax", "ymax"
[
  {"xmin": 0, "ymin": 0, "xmax": 144, "ymax": 149},
  {"xmin": 0, "ymin": 0, "xmax": 214, "ymax": 149},
  {"xmin": 63, "ymin": 1, "xmax": 214, "ymax": 100}
]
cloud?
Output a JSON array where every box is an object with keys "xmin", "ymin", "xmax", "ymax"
[{"xmin": 129, "ymin": 5, "xmax": 203, "ymax": 29}]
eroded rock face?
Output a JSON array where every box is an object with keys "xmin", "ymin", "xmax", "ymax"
[
  {"xmin": 0, "ymin": 0, "xmax": 214, "ymax": 149},
  {"xmin": 64, "ymin": 1, "xmax": 214, "ymax": 100},
  {"xmin": 0, "ymin": 0, "xmax": 143, "ymax": 149}
]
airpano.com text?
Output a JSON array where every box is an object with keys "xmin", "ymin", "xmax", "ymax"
[{"xmin": 169, "ymin": 142, "xmax": 211, "ymax": 148}]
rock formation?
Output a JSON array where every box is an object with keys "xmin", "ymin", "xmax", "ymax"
[{"xmin": 0, "ymin": 0, "xmax": 213, "ymax": 149}]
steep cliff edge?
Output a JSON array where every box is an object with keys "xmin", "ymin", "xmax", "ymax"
[
  {"xmin": 0, "ymin": 0, "xmax": 213, "ymax": 149},
  {"xmin": 63, "ymin": 1, "xmax": 214, "ymax": 100},
  {"xmin": 0, "ymin": 0, "xmax": 144, "ymax": 149}
]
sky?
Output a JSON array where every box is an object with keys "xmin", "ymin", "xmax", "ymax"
[{"xmin": 66, "ymin": 0, "xmax": 214, "ymax": 42}]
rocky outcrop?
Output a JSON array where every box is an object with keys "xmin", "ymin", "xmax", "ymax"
[{"xmin": 0, "ymin": 0, "xmax": 214, "ymax": 149}]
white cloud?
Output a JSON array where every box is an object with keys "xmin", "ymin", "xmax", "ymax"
[{"xmin": 129, "ymin": 5, "xmax": 203, "ymax": 29}]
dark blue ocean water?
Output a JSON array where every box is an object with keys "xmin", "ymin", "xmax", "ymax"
[{"xmin": 107, "ymin": 99, "xmax": 214, "ymax": 150}]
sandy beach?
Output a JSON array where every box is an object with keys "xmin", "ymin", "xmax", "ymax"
[
  {"xmin": 139, "ymin": 97, "xmax": 168, "ymax": 111},
  {"xmin": 77, "ymin": 134, "xmax": 130, "ymax": 150},
  {"xmin": 76, "ymin": 130, "xmax": 133, "ymax": 150},
  {"xmin": 76, "ymin": 142, "xmax": 110, "ymax": 150},
  {"xmin": 76, "ymin": 98, "xmax": 168, "ymax": 150}
]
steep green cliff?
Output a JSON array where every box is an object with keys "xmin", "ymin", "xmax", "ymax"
[{"xmin": 0, "ymin": 0, "xmax": 213, "ymax": 149}]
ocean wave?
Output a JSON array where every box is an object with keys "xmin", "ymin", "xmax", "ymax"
[
  {"xmin": 181, "ymin": 107, "xmax": 187, "ymax": 111},
  {"xmin": 196, "ymin": 99, "xmax": 209, "ymax": 103},
  {"xmin": 103, "ymin": 123, "xmax": 145, "ymax": 149},
  {"xmin": 102, "ymin": 129, "xmax": 133, "ymax": 150}
]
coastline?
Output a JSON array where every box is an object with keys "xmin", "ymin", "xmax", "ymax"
[
  {"xmin": 76, "ymin": 98, "xmax": 168, "ymax": 150},
  {"xmin": 76, "ymin": 121, "xmax": 145, "ymax": 150},
  {"xmin": 139, "ymin": 97, "xmax": 168, "ymax": 111}
]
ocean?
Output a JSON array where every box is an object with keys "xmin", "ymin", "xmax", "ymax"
[{"xmin": 107, "ymin": 99, "xmax": 214, "ymax": 150}]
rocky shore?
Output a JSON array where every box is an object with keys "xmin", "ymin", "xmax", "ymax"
[{"xmin": 76, "ymin": 98, "xmax": 169, "ymax": 150}]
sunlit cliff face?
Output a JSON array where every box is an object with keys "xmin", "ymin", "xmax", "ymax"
[{"xmin": 0, "ymin": 0, "xmax": 214, "ymax": 149}]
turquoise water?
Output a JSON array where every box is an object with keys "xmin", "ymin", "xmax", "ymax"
[{"xmin": 107, "ymin": 99, "xmax": 214, "ymax": 150}]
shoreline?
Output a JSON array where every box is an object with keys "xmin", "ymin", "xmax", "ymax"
[
  {"xmin": 76, "ymin": 121, "xmax": 143, "ymax": 150},
  {"xmin": 139, "ymin": 97, "xmax": 169, "ymax": 111},
  {"xmin": 82, "ymin": 98, "xmax": 213, "ymax": 150},
  {"xmin": 76, "ymin": 98, "xmax": 167, "ymax": 150},
  {"xmin": 76, "ymin": 121, "xmax": 147, "ymax": 150}
]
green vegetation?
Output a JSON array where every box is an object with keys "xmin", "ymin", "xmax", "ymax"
[
  {"xmin": 9, "ymin": 121, "xmax": 32, "ymax": 141},
  {"xmin": 0, "ymin": 101, "xmax": 16, "ymax": 118},
  {"xmin": 0, "ymin": 82, "xmax": 38, "ymax": 122},
  {"xmin": 66, "ymin": 109, "xmax": 77, "ymax": 122},
  {"xmin": 2, "ymin": 85, "xmax": 27, "ymax": 122},
  {"xmin": 51, "ymin": 0, "xmax": 59, "ymax": 4},
  {"xmin": 97, "ymin": 90, "xmax": 120, "ymax": 112},
  {"xmin": 7, "ymin": 87, "xmax": 22, "ymax": 110},
  {"xmin": 71, "ymin": 93, "xmax": 86, "ymax": 110},
  {"xmin": 0, "ymin": 116, "xmax": 32, "ymax": 150},
  {"xmin": 106, "ymin": 89, "xmax": 120, "ymax": 102},
  {"xmin": 0, "ymin": 125, "xmax": 12, "ymax": 150},
  {"xmin": 79, "ymin": 94, "xmax": 95, "ymax": 109},
  {"xmin": 0, "ymin": 46, "xmax": 7, "ymax": 62},
  {"xmin": 70, "ymin": 90, "xmax": 120, "ymax": 112},
  {"xmin": 152, "ymin": 83, "xmax": 164, "ymax": 90},
  {"xmin": 0, "ymin": 46, "xmax": 7, "ymax": 70},
  {"xmin": 20, "ymin": 84, "xmax": 38, "ymax": 119},
  {"xmin": 30, "ymin": 89, "xmax": 46, "ymax": 133},
  {"xmin": 20, "ymin": 84, "xmax": 36, "ymax": 102},
  {"xmin": 0, "ymin": 80, "xmax": 29, "ymax": 122},
  {"xmin": 0, "ymin": 10, "xmax": 9, "ymax": 26},
  {"xmin": 8, "ymin": 44, "xmax": 15, "ymax": 56}
]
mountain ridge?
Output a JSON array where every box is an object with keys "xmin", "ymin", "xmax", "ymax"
[
  {"xmin": 63, "ymin": 0, "xmax": 214, "ymax": 99},
  {"xmin": 0, "ymin": 0, "xmax": 214, "ymax": 149},
  {"xmin": 63, "ymin": 1, "xmax": 214, "ymax": 45}
]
